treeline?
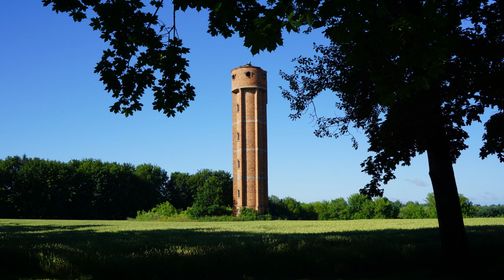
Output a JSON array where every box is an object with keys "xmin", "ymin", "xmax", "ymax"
[
  {"xmin": 1, "ymin": 156, "xmax": 503, "ymax": 220},
  {"xmin": 0, "ymin": 156, "xmax": 233, "ymax": 219},
  {"xmin": 0, "ymin": 156, "xmax": 167, "ymax": 219},
  {"xmin": 268, "ymin": 193, "xmax": 504, "ymax": 220}
]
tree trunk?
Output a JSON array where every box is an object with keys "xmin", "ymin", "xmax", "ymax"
[{"xmin": 426, "ymin": 124, "xmax": 466, "ymax": 258}]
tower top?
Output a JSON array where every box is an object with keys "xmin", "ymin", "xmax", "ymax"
[
  {"xmin": 231, "ymin": 64, "xmax": 267, "ymax": 91},
  {"xmin": 231, "ymin": 63, "xmax": 266, "ymax": 72}
]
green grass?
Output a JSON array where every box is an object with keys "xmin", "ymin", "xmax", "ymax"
[{"xmin": 1, "ymin": 218, "xmax": 504, "ymax": 279}]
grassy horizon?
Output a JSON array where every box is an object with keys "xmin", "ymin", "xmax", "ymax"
[{"xmin": 1, "ymin": 218, "xmax": 504, "ymax": 279}]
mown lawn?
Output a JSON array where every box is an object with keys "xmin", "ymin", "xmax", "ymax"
[{"xmin": 1, "ymin": 218, "xmax": 503, "ymax": 279}]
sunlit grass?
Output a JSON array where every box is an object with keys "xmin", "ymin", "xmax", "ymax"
[
  {"xmin": 1, "ymin": 218, "xmax": 503, "ymax": 279},
  {"xmin": 2, "ymin": 217, "xmax": 503, "ymax": 233}
]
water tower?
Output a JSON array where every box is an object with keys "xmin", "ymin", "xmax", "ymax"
[{"xmin": 231, "ymin": 64, "xmax": 268, "ymax": 214}]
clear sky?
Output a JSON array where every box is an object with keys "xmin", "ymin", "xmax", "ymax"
[{"xmin": 1, "ymin": 2, "xmax": 502, "ymax": 205}]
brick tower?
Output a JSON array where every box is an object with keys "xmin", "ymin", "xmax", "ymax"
[{"xmin": 231, "ymin": 64, "xmax": 268, "ymax": 214}]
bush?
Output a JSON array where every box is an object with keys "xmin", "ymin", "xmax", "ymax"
[
  {"xmin": 136, "ymin": 201, "xmax": 178, "ymax": 220},
  {"xmin": 237, "ymin": 207, "xmax": 260, "ymax": 220}
]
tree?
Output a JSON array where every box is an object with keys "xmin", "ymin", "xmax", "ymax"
[
  {"xmin": 459, "ymin": 194, "xmax": 477, "ymax": 218},
  {"xmin": 134, "ymin": 164, "xmax": 169, "ymax": 210},
  {"xmin": 347, "ymin": 193, "xmax": 375, "ymax": 219},
  {"xmin": 426, "ymin": 192, "xmax": 477, "ymax": 218},
  {"xmin": 373, "ymin": 197, "xmax": 400, "ymax": 219},
  {"xmin": 278, "ymin": 1, "xmax": 503, "ymax": 256},
  {"xmin": 268, "ymin": 195, "xmax": 289, "ymax": 219},
  {"xmin": 425, "ymin": 193, "xmax": 438, "ymax": 218},
  {"xmin": 188, "ymin": 176, "xmax": 229, "ymax": 217},
  {"xmin": 399, "ymin": 202, "xmax": 429, "ymax": 219},
  {"xmin": 165, "ymin": 172, "xmax": 194, "ymax": 209},
  {"xmin": 0, "ymin": 156, "xmax": 167, "ymax": 219},
  {"xmin": 311, "ymin": 198, "xmax": 350, "ymax": 220}
]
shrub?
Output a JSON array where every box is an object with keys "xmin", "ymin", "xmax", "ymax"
[
  {"xmin": 238, "ymin": 207, "xmax": 259, "ymax": 220},
  {"xmin": 136, "ymin": 201, "xmax": 178, "ymax": 220}
]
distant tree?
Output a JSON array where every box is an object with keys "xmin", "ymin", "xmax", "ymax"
[
  {"xmin": 192, "ymin": 170, "xmax": 233, "ymax": 207},
  {"xmin": 347, "ymin": 194, "xmax": 375, "ymax": 219},
  {"xmin": 373, "ymin": 197, "xmax": 400, "ymax": 219},
  {"xmin": 134, "ymin": 164, "xmax": 168, "ymax": 209},
  {"xmin": 326, "ymin": 198, "xmax": 350, "ymax": 220},
  {"xmin": 310, "ymin": 198, "xmax": 350, "ymax": 220},
  {"xmin": 268, "ymin": 195, "xmax": 289, "ymax": 219},
  {"xmin": 165, "ymin": 172, "xmax": 194, "ymax": 209},
  {"xmin": 281, "ymin": 197, "xmax": 305, "ymax": 219},
  {"xmin": 163, "ymin": 169, "xmax": 233, "ymax": 211},
  {"xmin": 425, "ymin": 192, "xmax": 477, "ymax": 218},
  {"xmin": 268, "ymin": 196, "xmax": 311, "ymax": 220},
  {"xmin": 309, "ymin": 201, "xmax": 329, "ymax": 220},
  {"xmin": 459, "ymin": 195, "xmax": 477, "ymax": 218},
  {"xmin": 0, "ymin": 157, "xmax": 20, "ymax": 217},
  {"xmin": 399, "ymin": 202, "xmax": 429, "ymax": 219},
  {"xmin": 425, "ymin": 193, "xmax": 438, "ymax": 219},
  {"xmin": 475, "ymin": 204, "xmax": 504, "ymax": 217},
  {"xmin": 188, "ymin": 176, "xmax": 229, "ymax": 217},
  {"xmin": 0, "ymin": 156, "xmax": 167, "ymax": 219},
  {"xmin": 299, "ymin": 203, "xmax": 318, "ymax": 220}
]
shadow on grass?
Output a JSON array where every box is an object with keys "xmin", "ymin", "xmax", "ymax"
[{"xmin": 0, "ymin": 224, "xmax": 503, "ymax": 279}]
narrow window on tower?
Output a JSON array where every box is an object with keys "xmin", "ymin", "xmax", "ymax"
[
  {"xmin": 237, "ymin": 132, "xmax": 240, "ymax": 141},
  {"xmin": 237, "ymin": 160, "xmax": 240, "ymax": 168},
  {"xmin": 236, "ymin": 104, "xmax": 239, "ymax": 112},
  {"xmin": 237, "ymin": 190, "xmax": 240, "ymax": 198}
]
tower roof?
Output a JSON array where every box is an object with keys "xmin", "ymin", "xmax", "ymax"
[{"xmin": 231, "ymin": 63, "xmax": 266, "ymax": 72}]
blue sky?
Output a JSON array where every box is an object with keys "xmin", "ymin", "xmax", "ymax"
[{"xmin": 1, "ymin": 2, "xmax": 502, "ymax": 205}]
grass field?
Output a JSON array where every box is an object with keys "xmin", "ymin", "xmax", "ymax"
[{"xmin": 1, "ymin": 218, "xmax": 504, "ymax": 279}]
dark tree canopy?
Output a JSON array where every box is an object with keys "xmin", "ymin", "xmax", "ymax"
[
  {"xmin": 41, "ymin": 0, "xmax": 320, "ymax": 116},
  {"xmin": 43, "ymin": 0, "xmax": 195, "ymax": 117},
  {"xmin": 280, "ymin": 0, "xmax": 503, "ymax": 196}
]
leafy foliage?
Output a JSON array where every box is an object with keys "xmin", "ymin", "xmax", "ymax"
[
  {"xmin": 136, "ymin": 201, "xmax": 178, "ymax": 220},
  {"xmin": 165, "ymin": 169, "xmax": 232, "ymax": 211},
  {"xmin": 42, "ymin": 0, "xmax": 194, "ymax": 117},
  {"xmin": 280, "ymin": 1, "xmax": 504, "ymax": 196},
  {"xmin": 0, "ymin": 156, "xmax": 166, "ymax": 219},
  {"xmin": 399, "ymin": 202, "xmax": 429, "ymax": 219},
  {"xmin": 268, "ymin": 193, "xmax": 495, "ymax": 220},
  {"xmin": 0, "ymin": 155, "xmax": 236, "ymax": 219},
  {"xmin": 187, "ymin": 176, "xmax": 231, "ymax": 217}
]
